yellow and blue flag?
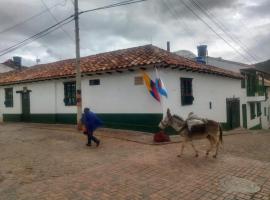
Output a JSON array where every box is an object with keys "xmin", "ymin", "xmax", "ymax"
[{"xmin": 142, "ymin": 72, "xmax": 160, "ymax": 102}]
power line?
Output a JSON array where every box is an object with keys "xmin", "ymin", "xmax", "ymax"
[
  {"xmin": 187, "ymin": 0, "xmax": 259, "ymax": 62},
  {"xmin": 80, "ymin": 0, "xmax": 147, "ymax": 14},
  {"xmin": 178, "ymin": 0, "xmax": 253, "ymax": 63},
  {"xmin": 161, "ymin": 0, "xmax": 194, "ymax": 40},
  {"xmin": 0, "ymin": 19, "xmax": 74, "ymax": 57},
  {"xmin": 0, "ymin": 0, "xmax": 148, "ymax": 58},
  {"xmin": 0, "ymin": 16, "xmax": 74, "ymax": 57},
  {"xmin": 40, "ymin": 0, "xmax": 75, "ymax": 42},
  {"xmin": 0, "ymin": 0, "xmax": 67, "ymax": 36}
]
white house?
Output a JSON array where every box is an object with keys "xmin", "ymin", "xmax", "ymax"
[
  {"xmin": 176, "ymin": 46, "xmax": 269, "ymax": 130},
  {"xmin": 0, "ymin": 63, "xmax": 14, "ymax": 73},
  {"xmin": 0, "ymin": 45, "xmax": 245, "ymax": 132},
  {"xmin": 0, "ymin": 57, "xmax": 24, "ymax": 73}
]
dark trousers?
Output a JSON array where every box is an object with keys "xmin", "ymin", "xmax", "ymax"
[{"xmin": 87, "ymin": 130, "xmax": 99, "ymax": 145}]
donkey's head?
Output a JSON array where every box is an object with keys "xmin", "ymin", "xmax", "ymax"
[{"xmin": 159, "ymin": 109, "xmax": 185, "ymax": 130}]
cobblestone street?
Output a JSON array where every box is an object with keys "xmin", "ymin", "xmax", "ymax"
[{"xmin": 0, "ymin": 123, "xmax": 270, "ymax": 200}]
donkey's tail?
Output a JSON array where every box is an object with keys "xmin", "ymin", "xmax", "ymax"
[{"xmin": 219, "ymin": 124, "xmax": 223, "ymax": 144}]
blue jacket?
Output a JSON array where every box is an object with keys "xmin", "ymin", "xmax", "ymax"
[{"xmin": 82, "ymin": 111, "xmax": 103, "ymax": 132}]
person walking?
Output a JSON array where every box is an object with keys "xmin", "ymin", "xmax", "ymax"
[{"xmin": 81, "ymin": 107, "xmax": 103, "ymax": 147}]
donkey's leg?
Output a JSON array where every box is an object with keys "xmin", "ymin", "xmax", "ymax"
[
  {"xmin": 206, "ymin": 135, "xmax": 214, "ymax": 156},
  {"xmin": 213, "ymin": 135, "xmax": 220, "ymax": 158},
  {"xmin": 190, "ymin": 140, "xmax": 199, "ymax": 157},
  {"xmin": 177, "ymin": 137, "xmax": 187, "ymax": 157}
]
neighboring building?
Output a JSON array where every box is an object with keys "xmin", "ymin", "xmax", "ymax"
[
  {"xmin": 0, "ymin": 45, "xmax": 243, "ymax": 132},
  {"xmin": 176, "ymin": 46, "xmax": 270, "ymax": 130},
  {"xmin": 175, "ymin": 49, "xmax": 250, "ymax": 72},
  {"xmin": 255, "ymin": 60, "xmax": 270, "ymax": 129},
  {"xmin": 261, "ymin": 79, "xmax": 270, "ymax": 129},
  {"xmin": 255, "ymin": 60, "xmax": 270, "ymax": 74},
  {"xmin": 0, "ymin": 57, "xmax": 24, "ymax": 73}
]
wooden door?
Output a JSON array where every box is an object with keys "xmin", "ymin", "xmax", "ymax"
[
  {"xmin": 242, "ymin": 104, "xmax": 247, "ymax": 128},
  {"xmin": 226, "ymin": 98, "xmax": 240, "ymax": 130},
  {"xmin": 21, "ymin": 92, "xmax": 30, "ymax": 122}
]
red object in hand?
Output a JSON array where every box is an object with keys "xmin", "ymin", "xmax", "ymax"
[{"xmin": 154, "ymin": 131, "xmax": 170, "ymax": 143}]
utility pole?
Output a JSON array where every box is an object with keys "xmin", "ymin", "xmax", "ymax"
[{"xmin": 74, "ymin": 0, "xmax": 82, "ymax": 128}]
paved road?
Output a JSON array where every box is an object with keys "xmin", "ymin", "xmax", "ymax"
[{"xmin": 0, "ymin": 124, "xmax": 269, "ymax": 200}]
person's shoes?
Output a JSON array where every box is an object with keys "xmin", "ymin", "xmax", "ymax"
[
  {"xmin": 96, "ymin": 141, "xmax": 100, "ymax": 147},
  {"xmin": 86, "ymin": 143, "xmax": 91, "ymax": 147}
]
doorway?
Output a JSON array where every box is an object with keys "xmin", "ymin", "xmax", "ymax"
[
  {"xmin": 21, "ymin": 92, "xmax": 30, "ymax": 122},
  {"xmin": 242, "ymin": 104, "xmax": 247, "ymax": 128},
  {"xmin": 226, "ymin": 98, "xmax": 240, "ymax": 130}
]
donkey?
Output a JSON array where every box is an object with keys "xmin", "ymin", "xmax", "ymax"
[{"xmin": 159, "ymin": 109, "xmax": 223, "ymax": 158}]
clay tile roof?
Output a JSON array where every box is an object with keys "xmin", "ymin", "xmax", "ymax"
[{"xmin": 0, "ymin": 45, "xmax": 242, "ymax": 85}]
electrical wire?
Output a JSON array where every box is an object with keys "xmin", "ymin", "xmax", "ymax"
[
  {"xmin": 0, "ymin": 16, "xmax": 74, "ymax": 56},
  {"xmin": 161, "ymin": 0, "xmax": 194, "ymax": 40},
  {"xmin": 0, "ymin": 19, "xmax": 74, "ymax": 57},
  {"xmin": 188, "ymin": 0, "xmax": 259, "ymax": 62},
  {"xmin": 0, "ymin": 0, "xmax": 67, "ymax": 35},
  {"xmin": 40, "ymin": 0, "xmax": 75, "ymax": 42},
  {"xmin": 79, "ymin": 0, "xmax": 147, "ymax": 14},
  {"xmin": 178, "ymin": 0, "xmax": 253, "ymax": 63},
  {"xmin": 0, "ymin": 0, "xmax": 148, "ymax": 58}
]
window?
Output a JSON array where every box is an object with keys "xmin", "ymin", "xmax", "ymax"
[
  {"xmin": 134, "ymin": 76, "xmax": 143, "ymax": 85},
  {"xmin": 250, "ymin": 102, "xmax": 256, "ymax": 120},
  {"xmin": 89, "ymin": 79, "xmax": 100, "ymax": 86},
  {"xmin": 247, "ymin": 73, "xmax": 256, "ymax": 96},
  {"xmin": 264, "ymin": 107, "xmax": 267, "ymax": 117},
  {"xmin": 181, "ymin": 78, "xmax": 194, "ymax": 105},
  {"xmin": 257, "ymin": 75, "xmax": 265, "ymax": 96},
  {"xmin": 257, "ymin": 102, "xmax": 261, "ymax": 116},
  {"xmin": 5, "ymin": 88, "xmax": 13, "ymax": 107},
  {"xmin": 64, "ymin": 82, "xmax": 76, "ymax": 106}
]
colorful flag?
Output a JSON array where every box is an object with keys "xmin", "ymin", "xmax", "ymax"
[
  {"xmin": 156, "ymin": 78, "xmax": 168, "ymax": 98},
  {"xmin": 142, "ymin": 72, "xmax": 160, "ymax": 102},
  {"xmin": 155, "ymin": 68, "xmax": 168, "ymax": 98}
]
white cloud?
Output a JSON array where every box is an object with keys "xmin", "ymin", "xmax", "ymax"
[{"xmin": 0, "ymin": 0, "xmax": 269, "ymax": 66}]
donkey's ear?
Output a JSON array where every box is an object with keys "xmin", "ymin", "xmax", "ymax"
[{"xmin": 167, "ymin": 108, "xmax": 171, "ymax": 117}]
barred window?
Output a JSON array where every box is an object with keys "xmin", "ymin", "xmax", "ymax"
[
  {"xmin": 64, "ymin": 82, "xmax": 76, "ymax": 106},
  {"xmin": 181, "ymin": 78, "xmax": 194, "ymax": 106},
  {"xmin": 5, "ymin": 88, "xmax": 13, "ymax": 107}
]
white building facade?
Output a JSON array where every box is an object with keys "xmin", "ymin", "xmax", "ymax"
[
  {"xmin": 0, "ymin": 45, "xmax": 256, "ymax": 132},
  {"xmin": 0, "ymin": 63, "xmax": 15, "ymax": 73},
  {"xmin": 0, "ymin": 68, "xmax": 243, "ymax": 132},
  {"xmin": 176, "ymin": 46, "xmax": 269, "ymax": 130}
]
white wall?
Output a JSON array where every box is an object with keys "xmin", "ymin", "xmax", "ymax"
[
  {"xmin": 82, "ymin": 70, "xmax": 162, "ymax": 114},
  {"xmin": 261, "ymin": 87, "xmax": 270, "ymax": 129},
  {"xmin": 0, "ymin": 85, "xmax": 22, "ymax": 114},
  {"xmin": 0, "ymin": 80, "xmax": 77, "ymax": 117},
  {"xmin": 29, "ymin": 81, "xmax": 56, "ymax": 114},
  {"xmin": 160, "ymin": 69, "xmax": 242, "ymax": 124},
  {"xmin": 0, "ymin": 64, "xmax": 14, "ymax": 73},
  {"xmin": 206, "ymin": 58, "xmax": 249, "ymax": 73},
  {"xmin": 55, "ymin": 80, "xmax": 77, "ymax": 114},
  {"xmin": 0, "ymin": 70, "xmax": 163, "ymax": 117},
  {"xmin": 0, "ymin": 68, "xmax": 267, "ymax": 130}
]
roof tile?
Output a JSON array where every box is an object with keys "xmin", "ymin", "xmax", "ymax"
[{"xmin": 0, "ymin": 45, "xmax": 242, "ymax": 85}]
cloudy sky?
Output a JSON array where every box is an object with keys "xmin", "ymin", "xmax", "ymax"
[{"xmin": 0, "ymin": 0, "xmax": 269, "ymax": 66}]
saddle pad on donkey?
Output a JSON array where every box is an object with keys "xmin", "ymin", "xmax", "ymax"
[{"xmin": 187, "ymin": 119, "xmax": 206, "ymax": 134}]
